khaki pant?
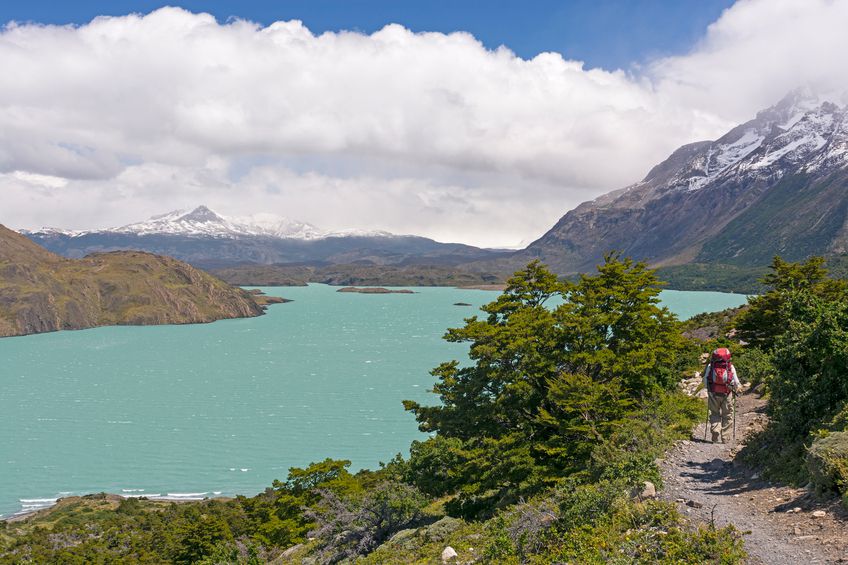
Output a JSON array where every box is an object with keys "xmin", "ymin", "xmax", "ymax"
[{"xmin": 708, "ymin": 393, "xmax": 734, "ymax": 443}]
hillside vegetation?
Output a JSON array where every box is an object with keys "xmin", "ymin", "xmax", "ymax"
[
  {"xmin": 212, "ymin": 263, "xmax": 503, "ymax": 288},
  {"xmin": 669, "ymin": 254, "xmax": 848, "ymax": 507},
  {"xmin": 734, "ymin": 257, "xmax": 848, "ymax": 500},
  {"xmin": 1, "ymin": 255, "xmax": 748, "ymax": 563},
  {"xmin": 0, "ymin": 225, "xmax": 272, "ymax": 337}
]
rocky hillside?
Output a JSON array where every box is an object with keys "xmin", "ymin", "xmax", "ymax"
[
  {"xmin": 517, "ymin": 90, "xmax": 848, "ymax": 273},
  {"xmin": 0, "ymin": 225, "xmax": 271, "ymax": 337}
]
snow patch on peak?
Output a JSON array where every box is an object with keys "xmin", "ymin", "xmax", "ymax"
[
  {"xmin": 667, "ymin": 95, "xmax": 848, "ymax": 192},
  {"xmin": 112, "ymin": 205, "xmax": 247, "ymax": 237},
  {"xmin": 98, "ymin": 206, "xmax": 400, "ymax": 240},
  {"xmin": 179, "ymin": 205, "xmax": 223, "ymax": 222},
  {"xmin": 231, "ymin": 213, "xmax": 324, "ymax": 240},
  {"xmin": 745, "ymin": 102, "xmax": 842, "ymax": 171},
  {"xmin": 324, "ymin": 228, "xmax": 399, "ymax": 239}
]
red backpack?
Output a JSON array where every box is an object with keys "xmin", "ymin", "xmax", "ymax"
[{"xmin": 708, "ymin": 348, "xmax": 734, "ymax": 394}]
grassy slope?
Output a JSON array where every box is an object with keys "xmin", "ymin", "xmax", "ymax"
[
  {"xmin": 0, "ymin": 225, "xmax": 267, "ymax": 337},
  {"xmin": 698, "ymin": 171, "xmax": 848, "ymax": 266}
]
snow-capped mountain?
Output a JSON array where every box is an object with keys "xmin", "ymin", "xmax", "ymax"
[
  {"xmin": 103, "ymin": 206, "xmax": 336, "ymax": 240},
  {"xmin": 518, "ymin": 89, "xmax": 848, "ymax": 272},
  {"xmin": 110, "ymin": 206, "xmax": 268, "ymax": 237},
  {"xmin": 230, "ymin": 212, "xmax": 326, "ymax": 240},
  {"xmin": 23, "ymin": 206, "xmax": 499, "ymax": 268},
  {"xmin": 31, "ymin": 205, "xmax": 397, "ymax": 241},
  {"xmin": 628, "ymin": 89, "xmax": 847, "ymax": 197}
]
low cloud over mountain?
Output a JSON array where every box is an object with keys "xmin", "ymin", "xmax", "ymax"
[{"xmin": 2, "ymin": 0, "xmax": 848, "ymax": 247}]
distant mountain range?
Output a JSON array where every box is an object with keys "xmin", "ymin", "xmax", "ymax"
[
  {"xmin": 20, "ymin": 90, "xmax": 848, "ymax": 290},
  {"xmin": 26, "ymin": 205, "xmax": 394, "ymax": 241},
  {"xmin": 510, "ymin": 89, "xmax": 848, "ymax": 273},
  {"xmin": 24, "ymin": 206, "xmax": 505, "ymax": 269}
]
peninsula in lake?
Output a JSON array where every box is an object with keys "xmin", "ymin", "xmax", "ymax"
[{"xmin": 0, "ymin": 225, "xmax": 282, "ymax": 338}]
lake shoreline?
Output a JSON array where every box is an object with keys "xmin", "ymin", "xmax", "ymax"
[{"xmin": 3, "ymin": 493, "xmax": 236, "ymax": 523}]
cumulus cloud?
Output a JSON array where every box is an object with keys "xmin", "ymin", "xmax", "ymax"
[{"xmin": 1, "ymin": 0, "xmax": 847, "ymax": 247}]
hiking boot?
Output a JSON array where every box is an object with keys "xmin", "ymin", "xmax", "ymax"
[{"xmin": 711, "ymin": 432, "xmax": 721, "ymax": 443}]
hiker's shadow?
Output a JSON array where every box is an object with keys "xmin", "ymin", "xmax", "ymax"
[{"xmin": 680, "ymin": 458, "xmax": 758, "ymax": 497}]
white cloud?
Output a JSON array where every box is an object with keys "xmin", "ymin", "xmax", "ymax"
[{"xmin": 1, "ymin": 1, "xmax": 847, "ymax": 247}]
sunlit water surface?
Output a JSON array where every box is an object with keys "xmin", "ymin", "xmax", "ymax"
[{"xmin": 0, "ymin": 285, "xmax": 748, "ymax": 517}]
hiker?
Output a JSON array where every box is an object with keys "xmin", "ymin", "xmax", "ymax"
[{"xmin": 703, "ymin": 347, "xmax": 740, "ymax": 443}]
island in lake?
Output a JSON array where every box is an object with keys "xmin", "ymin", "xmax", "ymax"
[{"xmin": 337, "ymin": 287, "xmax": 415, "ymax": 294}]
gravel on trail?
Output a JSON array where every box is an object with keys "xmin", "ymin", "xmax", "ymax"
[{"xmin": 660, "ymin": 391, "xmax": 848, "ymax": 564}]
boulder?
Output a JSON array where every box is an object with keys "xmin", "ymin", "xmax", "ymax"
[
  {"xmin": 441, "ymin": 546, "xmax": 458, "ymax": 562},
  {"xmin": 632, "ymin": 481, "xmax": 656, "ymax": 499},
  {"xmin": 280, "ymin": 544, "xmax": 303, "ymax": 558},
  {"xmin": 382, "ymin": 517, "xmax": 462, "ymax": 553}
]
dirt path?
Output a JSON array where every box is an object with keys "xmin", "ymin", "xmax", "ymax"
[{"xmin": 660, "ymin": 391, "xmax": 848, "ymax": 564}]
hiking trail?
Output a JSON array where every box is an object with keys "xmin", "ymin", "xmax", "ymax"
[{"xmin": 660, "ymin": 391, "xmax": 848, "ymax": 564}]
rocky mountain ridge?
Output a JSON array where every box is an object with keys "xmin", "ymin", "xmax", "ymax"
[
  {"xmin": 0, "ymin": 225, "xmax": 276, "ymax": 338},
  {"xmin": 518, "ymin": 90, "xmax": 848, "ymax": 272}
]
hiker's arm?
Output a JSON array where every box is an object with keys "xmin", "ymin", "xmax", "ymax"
[{"xmin": 703, "ymin": 363, "xmax": 711, "ymax": 389}]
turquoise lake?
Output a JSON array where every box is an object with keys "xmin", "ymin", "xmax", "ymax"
[{"xmin": 0, "ymin": 285, "xmax": 748, "ymax": 518}]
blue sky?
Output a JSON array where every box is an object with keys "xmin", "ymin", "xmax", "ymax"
[{"xmin": 0, "ymin": 0, "xmax": 735, "ymax": 70}]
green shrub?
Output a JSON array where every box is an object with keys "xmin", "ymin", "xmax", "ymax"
[
  {"xmin": 807, "ymin": 431, "xmax": 848, "ymax": 495},
  {"xmin": 732, "ymin": 346, "xmax": 774, "ymax": 388},
  {"xmin": 589, "ymin": 392, "xmax": 701, "ymax": 488},
  {"xmin": 524, "ymin": 498, "xmax": 746, "ymax": 564},
  {"xmin": 827, "ymin": 404, "xmax": 848, "ymax": 432},
  {"xmin": 306, "ymin": 481, "xmax": 428, "ymax": 562},
  {"xmin": 555, "ymin": 480, "xmax": 627, "ymax": 532}
]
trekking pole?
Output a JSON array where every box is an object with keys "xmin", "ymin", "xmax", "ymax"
[
  {"xmin": 733, "ymin": 392, "xmax": 737, "ymax": 442},
  {"xmin": 704, "ymin": 394, "xmax": 709, "ymax": 441}
]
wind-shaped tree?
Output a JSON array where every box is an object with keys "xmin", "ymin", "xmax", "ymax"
[{"xmin": 404, "ymin": 254, "xmax": 686, "ymax": 517}]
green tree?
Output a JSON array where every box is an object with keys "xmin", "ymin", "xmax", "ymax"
[
  {"xmin": 769, "ymin": 291, "xmax": 848, "ymax": 437},
  {"xmin": 279, "ymin": 458, "xmax": 358, "ymax": 497},
  {"xmin": 736, "ymin": 256, "xmax": 847, "ymax": 350},
  {"xmin": 173, "ymin": 511, "xmax": 233, "ymax": 564},
  {"xmin": 556, "ymin": 253, "xmax": 684, "ymax": 394},
  {"xmin": 404, "ymin": 256, "xmax": 686, "ymax": 517}
]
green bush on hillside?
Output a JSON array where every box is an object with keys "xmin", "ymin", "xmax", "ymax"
[
  {"xmin": 483, "ymin": 482, "xmax": 746, "ymax": 564},
  {"xmin": 403, "ymin": 255, "xmax": 688, "ymax": 518},
  {"xmin": 739, "ymin": 256, "xmax": 848, "ymax": 490},
  {"xmin": 807, "ymin": 431, "xmax": 848, "ymax": 496}
]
